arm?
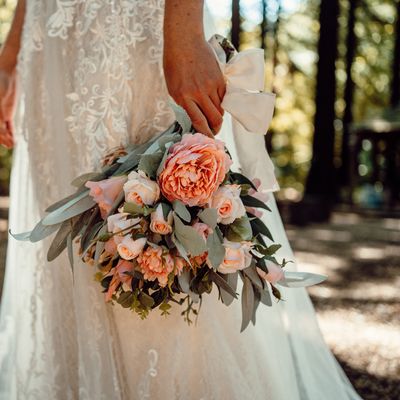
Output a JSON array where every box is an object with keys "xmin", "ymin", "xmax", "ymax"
[
  {"xmin": 163, "ymin": 0, "xmax": 226, "ymax": 137},
  {"xmin": 0, "ymin": 0, "xmax": 26, "ymax": 148}
]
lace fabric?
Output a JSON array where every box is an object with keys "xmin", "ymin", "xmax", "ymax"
[{"xmin": 0, "ymin": 1, "xmax": 362, "ymax": 399}]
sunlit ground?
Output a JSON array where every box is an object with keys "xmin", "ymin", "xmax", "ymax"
[{"xmin": 0, "ymin": 198, "xmax": 399, "ymax": 399}]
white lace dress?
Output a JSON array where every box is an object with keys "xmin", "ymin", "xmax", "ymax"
[{"xmin": 0, "ymin": 2, "xmax": 362, "ymax": 399}]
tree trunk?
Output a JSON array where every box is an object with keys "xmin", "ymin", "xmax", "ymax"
[
  {"xmin": 391, "ymin": 1, "xmax": 400, "ymax": 107},
  {"xmin": 305, "ymin": 0, "xmax": 340, "ymax": 199},
  {"xmin": 231, "ymin": 0, "xmax": 241, "ymax": 50},
  {"xmin": 339, "ymin": 0, "xmax": 358, "ymax": 187},
  {"xmin": 261, "ymin": 0, "xmax": 268, "ymax": 51}
]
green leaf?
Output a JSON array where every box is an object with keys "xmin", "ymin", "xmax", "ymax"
[
  {"xmin": 160, "ymin": 203, "xmax": 172, "ymax": 220},
  {"xmin": 169, "ymin": 101, "xmax": 192, "ymax": 132},
  {"xmin": 241, "ymin": 195, "xmax": 271, "ymax": 211},
  {"xmin": 250, "ymin": 217, "xmax": 274, "ymax": 241},
  {"xmin": 219, "ymin": 272, "xmax": 238, "ymax": 306},
  {"xmin": 47, "ymin": 219, "xmax": 73, "ymax": 262},
  {"xmin": 117, "ymin": 292, "xmax": 134, "ymax": 308},
  {"xmin": 227, "ymin": 216, "xmax": 253, "ymax": 242},
  {"xmin": 171, "ymin": 234, "xmax": 192, "ymax": 265},
  {"xmin": 138, "ymin": 151, "xmax": 164, "ymax": 179},
  {"xmin": 230, "ymin": 172, "xmax": 257, "ymax": 190},
  {"xmin": 29, "ymin": 220, "xmax": 61, "ymax": 242},
  {"xmin": 209, "ymin": 270, "xmax": 238, "ymax": 300},
  {"xmin": 206, "ymin": 231, "xmax": 225, "ymax": 269},
  {"xmin": 173, "ymin": 214, "xmax": 207, "ymax": 256},
  {"xmin": 259, "ymin": 287, "xmax": 272, "ymax": 306},
  {"xmin": 251, "ymin": 289, "xmax": 261, "ymax": 325},
  {"xmin": 67, "ymin": 233, "xmax": 74, "ymax": 273},
  {"xmin": 178, "ymin": 268, "xmax": 191, "ymax": 293},
  {"xmin": 172, "ymin": 200, "xmax": 191, "ymax": 223},
  {"xmin": 156, "ymin": 147, "xmax": 171, "ymax": 177},
  {"xmin": 123, "ymin": 202, "xmax": 154, "ymax": 217},
  {"xmin": 198, "ymin": 208, "xmax": 218, "ymax": 229},
  {"xmin": 242, "ymin": 265, "xmax": 264, "ymax": 290},
  {"xmin": 71, "ymin": 172, "xmax": 104, "ymax": 188},
  {"xmin": 9, "ymin": 230, "xmax": 32, "ymax": 241},
  {"xmin": 241, "ymin": 276, "xmax": 255, "ymax": 332},
  {"xmin": 42, "ymin": 191, "xmax": 95, "ymax": 226},
  {"xmin": 138, "ymin": 292, "xmax": 155, "ymax": 308},
  {"xmin": 44, "ymin": 188, "xmax": 88, "ymax": 213}
]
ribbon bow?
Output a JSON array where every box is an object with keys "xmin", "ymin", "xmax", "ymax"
[{"xmin": 209, "ymin": 35, "xmax": 276, "ymax": 135}]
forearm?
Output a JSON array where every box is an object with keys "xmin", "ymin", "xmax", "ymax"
[
  {"xmin": 0, "ymin": 0, "xmax": 26, "ymax": 72},
  {"xmin": 164, "ymin": 0, "xmax": 205, "ymax": 44}
]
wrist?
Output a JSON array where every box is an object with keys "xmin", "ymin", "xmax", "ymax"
[{"xmin": 0, "ymin": 46, "xmax": 18, "ymax": 73}]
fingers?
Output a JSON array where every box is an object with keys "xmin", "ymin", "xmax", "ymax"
[
  {"xmin": 183, "ymin": 100, "xmax": 214, "ymax": 138},
  {"xmin": 197, "ymin": 94, "xmax": 224, "ymax": 134},
  {"xmin": 0, "ymin": 123, "xmax": 14, "ymax": 149}
]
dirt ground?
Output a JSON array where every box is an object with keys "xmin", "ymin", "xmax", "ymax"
[{"xmin": 0, "ymin": 198, "xmax": 399, "ymax": 399}]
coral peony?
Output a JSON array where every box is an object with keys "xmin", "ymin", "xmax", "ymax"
[{"xmin": 158, "ymin": 133, "xmax": 232, "ymax": 207}]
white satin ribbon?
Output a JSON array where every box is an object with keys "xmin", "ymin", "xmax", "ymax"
[{"xmin": 209, "ymin": 35, "xmax": 276, "ymax": 135}]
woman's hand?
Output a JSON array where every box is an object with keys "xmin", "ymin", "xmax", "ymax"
[
  {"xmin": 164, "ymin": 1, "xmax": 226, "ymax": 137},
  {"xmin": 0, "ymin": 67, "xmax": 17, "ymax": 149}
]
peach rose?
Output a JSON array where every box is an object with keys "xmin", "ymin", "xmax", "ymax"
[
  {"xmin": 107, "ymin": 213, "xmax": 141, "ymax": 245},
  {"xmin": 158, "ymin": 133, "xmax": 232, "ymax": 207},
  {"xmin": 150, "ymin": 204, "xmax": 173, "ymax": 235},
  {"xmin": 105, "ymin": 260, "xmax": 134, "ymax": 302},
  {"xmin": 86, "ymin": 176, "xmax": 127, "ymax": 218},
  {"xmin": 124, "ymin": 171, "xmax": 160, "ymax": 206},
  {"xmin": 208, "ymin": 184, "xmax": 246, "ymax": 224},
  {"xmin": 256, "ymin": 263, "xmax": 284, "ymax": 284},
  {"xmin": 117, "ymin": 236, "xmax": 147, "ymax": 260},
  {"xmin": 137, "ymin": 245, "xmax": 175, "ymax": 287},
  {"xmin": 217, "ymin": 239, "xmax": 253, "ymax": 274}
]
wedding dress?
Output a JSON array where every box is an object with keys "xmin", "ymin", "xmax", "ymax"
[{"xmin": 0, "ymin": 2, "xmax": 362, "ymax": 399}]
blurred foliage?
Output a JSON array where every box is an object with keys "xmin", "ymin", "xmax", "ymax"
[{"xmin": 0, "ymin": 0, "xmax": 15, "ymax": 195}]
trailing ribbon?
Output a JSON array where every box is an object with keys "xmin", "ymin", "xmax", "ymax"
[
  {"xmin": 278, "ymin": 272, "xmax": 328, "ymax": 288},
  {"xmin": 209, "ymin": 34, "xmax": 276, "ymax": 135}
]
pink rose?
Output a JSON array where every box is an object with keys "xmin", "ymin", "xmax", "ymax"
[
  {"xmin": 117, "ymin": 237, "xmax": 147, "ymax": 260},
  {"xmin": 217, "ymin": 240, "xmax": 253, "ymax": 274},
  {"xmin": 150, "ymin": 204, "xmax": 173, "ymax": 235},
  {"xmin": 137, "ymin": 245, "xmax": 175, "ymax": 287},
  {"xmin": 158, "ymin": 133, "xmax": 232, "ymax": 207},
  {"xmin": 123, "ymin": 171, "xmax": 160, "ymax": 206},
  {"xmin": 105, "ymin": 260, "xmax": 134, "ymax": 302},
  {"xmin": 86, "ymin": 176, "xmax": 127, "ymax": 219},
  {"xmin": 208, "ymin": 184, "xmax": 246, "ymax": 224},
  {"xmin": 256, "ymin": 263, "xmax": 284, "ymax": 284}
]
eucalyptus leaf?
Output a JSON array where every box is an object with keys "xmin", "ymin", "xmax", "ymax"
[
  {"xmin": 71, "ymin": 172, "xmax": 104, "ymax": 188},
  {"xmin": 173, "ymin": 214, "xmax": 207, "ymax": 256},
  {"xmin": 156, "ymin": 147, "xmax": 171, "ymax": 177},
  {"xmin": 206, "ymin": 231, "xmax": 225, "ymax": 269},
  {"xmin": 47, "ymin": 220, "xmax": 73, "ymax": 262},
  {"xmin": 81, "ymin": 221, "xmax": 103, "ymax": 255},
  {"xmin": 260, "ymin": 287, "xmax": 272, "ymax": 306},
  {"xmin": 9, "ymin": 230, "xmax": 32, "ymax": 241},
  {"xmin": 178, "ymin": 268, "xmax": 191, "ymax": 293},
  {"xmin": 171, "ymin": 234, "xmax": 192, "ymax": 265},
  {"xmin": 160, "ymin": 203, "xmax": 172, "ymax": 220},
  {"xmin": 219, "ymin": 272, "xmax": 238, "ymax": 306},
  {"xmin": 198, "ymin": 208, "xmax": 218, "ymax": 229},
  {"xmin": 251, "ymin": 288, "xmax": 261, "ymax": 325},
  {"xmin": 241, "ymin": 195, "xmax": 271, "ymax": 212},
  {"xmin": 209, "ymin": 270, "xmax": 238, "ymax": 300},
  {"xmin": 230, "ymin": 172, "xmax": 257, "ymax": 190},
  {"xmin": 117, "ymin": 292, "xmax": 134, "ymax": 308},
  {"xmin": 241, "ymin": 275, "xmax": 255, "ymax": 332},
  {"xmin": 172, "ymin": 201, "xmax": 191, "ymax": 223},
  {"xmin": 67, "ymin": 232, "xmax": 74, "ymax": 273},
  {"xmin": 45, "ymin": 188, "xmax": 88, "ymax": 213},
  {"xmin": 227, "ymin": 216, "xmax": 253, "ymax": 242},
  {"xmin": 42, "ymin": 191, "xmax": 95, "ymax": 226},
  {"xmin": 123, "ymin": 202, "xmax": 145, "ymax": 215},
  {"xmin": 138, "ymin": 151, "xmax": 164, "ymax": 179},
  {"xmin": 242, "ymin": 265, "xmax": 264, "ymax": 290},
  {"xmin": 250, "ymin": 217, "xmax": 274, "ymax": 241},
  {"xmin": 138, "ymin": 292, "xmax": 155, "ymax": 308},
  {"xmin": 30, "ymin": 220, "xmax": 61, "ymax": 243},
  {"xmin": 169, "ymin": 101, "xmax": 192, "ymax": 132}
]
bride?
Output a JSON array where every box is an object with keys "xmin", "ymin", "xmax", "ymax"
[{"xmin": 0, "ymin": 1, "xmax": 361, "ymax": 399}]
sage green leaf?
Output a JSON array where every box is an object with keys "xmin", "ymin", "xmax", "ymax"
[
  {"xmin": 138, "ymin": 292, "xmax": 155, "ymax": 308},
  {"xmin": 67, "ymin": 232, "xmax": 74, "ymax": 273},
  {"xmin": 9, "ymin": 230, "xmax": 32, "ymax": 241},
  {"xmin": 251, "ymin": 289, "xmax": 261, "ymax": 325},
  {"xmin": 172, "ymin": 200, "xmax": 191, "ymax": 223},
  {"xmin": 138, "ymin": 151, "xmax": 164, "ymax": 179},
  {"xmin": 71, "ymin": 172, "xmax": 103, "ymax": 188},
  {"xmin": 250, "ymin": 217, "xmax": 274, "ymax": 241},
  {"xmin": 44, "ymin": 188, "xmax": 88, "ymax": 213},
  {"xmin": 171, "ymin": 234, "xmax": 192, "ymax": 266},
  {"xmin": 169, "ymin": 101, "xmax": 192, "ymax": 132},
  {"xmin": 81, "ymin": 221, "xmax": 103, "ymax": 255},
  {"xmin": 198, "ymin": 208, "xmax": 218, "ymax": 229},
  {"xmin": 219, "ymin": 272, "xmax": 238, "ymax": 306},
  {"xmin": 156, "ymin": 147, "xmax": 171, "ymax": 177},
  {"xmin": 241, "ymin": 195, "xmax": 271, "ymax": 211},
  {"xmin": 105, "ymin": 191, "xmax": 125, "ymax": 218},
  {"xmin": 210, "ymin": 270, "xmax": 238, "ymax": 300},
  {"xmin": 242, "ymin": 265, "xmax": 264, "ymax": 290},
  {"xmin": 42, "ymin": 191, "xmax": 95, "ymax": 226},
  {"xmin": 173, "ymin": 214, "xmax": 207, "ymax": 256},
  {"xmin": 47, "ymin": 220, "xmax": 73, "ymax": 262},
  {"xmin": 227, "ymin": 216, "xmax": 253, "ymax": 242},
  {"xmin": 123, "ymin": 202, "xmax": 144, "ymax": 215},
  {"xmin": 95, "ymin": 225, "xmax": 107, "ymax": 262},
  {"xmin": 117, "ymin": 292, "xmax": 134, "ymax": 308},
  {"xmin": 260, "ymin": 287, "xmax": 272, "ymax": 306},
  {"xmin": 160, "ymin": 203, "xmax": 172, "ymax": 220},
  {"xmin": 178, "ymin": 268, "xmax": 191, "ymax": 293},
  {"xmin": 230, "ymin": 172, "xmax": 257, "ymax": 190},
  {"xmin": 30, "ymin": 220, "xmax": 61, "ymax": 242},
  {"xmin": 80, "ymin": 208, "xmax": 100, "ymax": 252},
  {"xmin": 241, "ymin": 275, "xmax": 255, "ymax": 332},
  {"xmin": 206, "ymin": 231, "xmax": 225, "ymax": 269}
]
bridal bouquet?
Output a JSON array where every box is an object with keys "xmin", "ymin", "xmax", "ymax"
[{"xmin": 13, "ymin": 35, "xmax": 325, "ymax": 331}]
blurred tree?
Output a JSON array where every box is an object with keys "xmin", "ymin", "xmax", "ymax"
[
  {"xmin": 304, "ymin": 0, "xmax": 340, "ymax": 214},
  {"xmin": 391, "ymin": 0, "xmax": 400, "ymax": 106},
  {"xmin": 231, "ymin": 0, "xmax": 241, "ymax": 49}
]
